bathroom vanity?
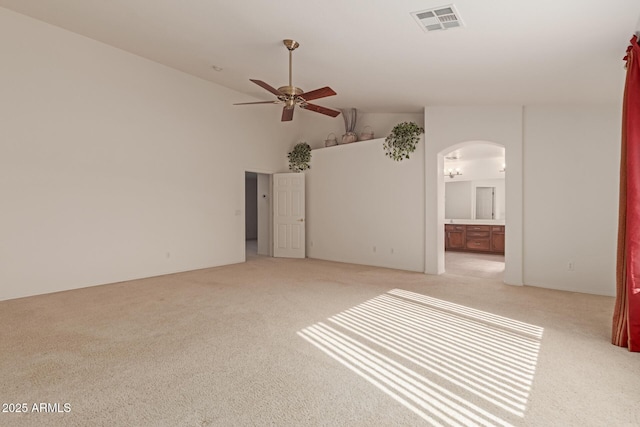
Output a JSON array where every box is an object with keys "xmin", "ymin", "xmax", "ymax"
[{"xmin": 444, "ymin": 223, "xmax": 505, "ymax": 254}]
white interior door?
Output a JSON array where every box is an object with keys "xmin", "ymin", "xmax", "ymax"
[
  {"xmin": 475, "ymin": 186, "xmax": 495, "ymax": 219},
  {"xmin": 273, "ymin": 173, "xmax": 305, "ymax": 258}
]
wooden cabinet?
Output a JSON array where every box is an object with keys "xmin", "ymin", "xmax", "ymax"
[
  {"xmin": 466, "ymin": 225, "xmax": 490, "ymax": 251},
  {"xmin": 445, "ymin": 224, "xmax": 504, "ymax": 254},
  {"xmin": 445, "ymin": 224, "xmax": 465, "ymax": 250},
  {"xmin": 491, "ymin": 225, "xmax": 505, "ymax": 253}
]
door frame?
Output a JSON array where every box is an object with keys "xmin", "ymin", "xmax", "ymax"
[
  {"xmin": 426, "ymin": 140, "xmax": 524, "ymax": 286},
  {"xmin": 244, "ymin": 170, "xmax": 274, "ymax": 260}
]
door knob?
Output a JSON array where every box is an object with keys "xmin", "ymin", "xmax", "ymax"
[{"xmin": 297, "ymin": 218, "xmax": 304, "ymax": 222}]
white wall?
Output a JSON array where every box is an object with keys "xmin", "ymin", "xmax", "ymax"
[
  {"xmin": 426, "ymin": 105, "xmax": 621, "ymax": 296},
  {"xmin": 306, "ymin": 138, "xmax": 425, "ymax": 272},
  {"xmin": 425, "ymin": 106, "xmax": 525, "ymax": 285},
  {"xmin": 304, "ymin": 104, "xmax": 620, "ymax": 296},
  {"xmin": 0, "ymin": 8, "xmax": 294, "ymax": 301},
  {"xmin": 523, "ymin": 105, "xmax": 620, "ymax": 296}
]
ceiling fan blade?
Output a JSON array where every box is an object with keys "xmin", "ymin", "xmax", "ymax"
[
  {"xmin": 281, "ymin": 106, "xmax": 294, "ymax": 122},
  {"xmin": 250, "ymin": 79, "xmax": 283, "ymax": 96},
  {"xmin": 300, "ymin": 86, "xmax": 336, "ymax": 102},
  {"xmin": 233, "ymin": 101, "xmax": 279, "ymax": 105},
  {"xmin": 302, "ymin": 103, "xmax": 341, "ymax": 117}
]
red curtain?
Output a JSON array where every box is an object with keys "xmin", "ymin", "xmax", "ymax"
[{"xmin": 613, "ymin": 35, "xmax": 640, "ymax": 351}]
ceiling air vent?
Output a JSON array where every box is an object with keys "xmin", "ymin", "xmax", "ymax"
[{"xmin": 411, "ymin": 5, "xmax": 464, "ymax": 32}]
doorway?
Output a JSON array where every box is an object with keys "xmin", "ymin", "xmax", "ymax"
[
  {"xmin": 244, "ymin": 171, "xmax": 273, "ymax": 259},
  {"xmin": 442, "ymin": 142, "xmax": 506, "ymax": 280}
]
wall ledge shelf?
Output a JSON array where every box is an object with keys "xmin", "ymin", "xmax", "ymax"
[{"xmin": 313, "ymin": 137, "xmax": 385, "ymax": 151}]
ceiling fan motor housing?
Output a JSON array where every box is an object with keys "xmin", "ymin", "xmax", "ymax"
[{"xmin": 277, "ymin": 86, "xmax": 303, "ymax": 96}]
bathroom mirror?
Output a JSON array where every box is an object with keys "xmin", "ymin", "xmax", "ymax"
[{"xmin": 445, "ymin": 179, "xmax": 505, "ymax": 220}]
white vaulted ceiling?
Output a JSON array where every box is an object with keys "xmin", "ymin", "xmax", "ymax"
[{"xmin": 1, "ymin": 0, "xmax": 639, "ymax": 112}]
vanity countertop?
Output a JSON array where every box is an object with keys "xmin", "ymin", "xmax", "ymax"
[{"xmin": 445, "ymin": 219, "xmax": 506, "ymax": 226}]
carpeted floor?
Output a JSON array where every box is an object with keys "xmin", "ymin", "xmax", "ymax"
[{"xmin": 1, "ymin": 254, "xmax": 639, "ymax": 426}]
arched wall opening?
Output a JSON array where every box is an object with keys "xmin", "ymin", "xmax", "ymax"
[
  {"xmin": 440, "ymin": 140, "xmax": 506, "ymax": 277},
  {"xmin": 424, "ymin": 106, "xmax": 523, "ymax": 286}
]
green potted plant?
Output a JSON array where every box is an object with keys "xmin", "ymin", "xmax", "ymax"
[
  {"xmin": 288, "ymin": 142, "xmax": 312, "ymax": 172},
  {"xmin": 383, "ymin": 122, "xmax": 425, "ymax": 161}
]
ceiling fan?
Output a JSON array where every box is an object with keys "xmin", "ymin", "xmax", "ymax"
[{"xmin": 234, "ymin": 39, "xmax": 340, "ymax": 122}]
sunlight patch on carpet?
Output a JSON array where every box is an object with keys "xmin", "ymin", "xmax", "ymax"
[{"xmin": 298, "ymin": 289, "xmax": 543, "ymax": 426}]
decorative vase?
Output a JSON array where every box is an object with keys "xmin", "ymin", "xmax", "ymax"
[
  {"xmin": 340, "ymin": 108, "xmax": 358, "ymax": 144},
  {"xmin": 341, "ymin": 132, "xmax": 358, "ymax": 144},
  {"xmin": 325, "ymin": 132, "xmax": 338, "ymax": 147},
  {"xmin": 359, "ymin": 125, "xmax": 374, "ymax": 140}
]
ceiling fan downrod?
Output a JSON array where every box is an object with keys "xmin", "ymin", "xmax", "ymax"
[
  {"xmin": 283, "ymin": 39, "xmax": 299, "ymax": 87},
  {"xmin": 279, "ymin": 39, "xmax": 302, "ymax": 99}
]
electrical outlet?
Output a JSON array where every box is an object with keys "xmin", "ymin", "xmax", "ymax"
[
  {"xmin": 390, "ymin": 248, "xmax": 395, "ymax": 254},
  {"xmin": 568, "ymin": 261, "xmax": 575, "ymax": 271}
]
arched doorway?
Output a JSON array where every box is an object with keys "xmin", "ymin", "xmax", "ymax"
[
  {"xmin": 422, "ymin": 106, "xmax": 524, "ymax": 286},
  {"xmin": 441, "ymin": 141, "xmax": 506, "ymax": 279}
]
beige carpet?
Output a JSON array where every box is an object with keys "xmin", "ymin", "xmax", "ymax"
[{"xmin": 1, "ymin": 255, "xmax": 639, "ymax": 426}]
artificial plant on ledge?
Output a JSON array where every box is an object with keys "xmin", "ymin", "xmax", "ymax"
[
  {"xmin": 288, "ymin": 142, "xmax": 311, "ymax": 172},
  {"xmin": 383, "ymin": 121, "xmax": 425, "ymax": 161}
]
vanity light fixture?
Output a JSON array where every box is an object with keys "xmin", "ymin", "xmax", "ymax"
[{"xmin": 445, "ymin": 168, "xmax": 462, "ymax": 178}]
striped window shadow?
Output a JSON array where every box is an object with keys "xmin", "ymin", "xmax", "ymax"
[{"xmin": 298, "ymin": 289, "xmax": 543, "ymax": 426}]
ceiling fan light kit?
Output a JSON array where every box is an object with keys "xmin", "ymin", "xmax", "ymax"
[{"xmin": 234, "ymin": 39, "xmax": 340, "ymax": 122}]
